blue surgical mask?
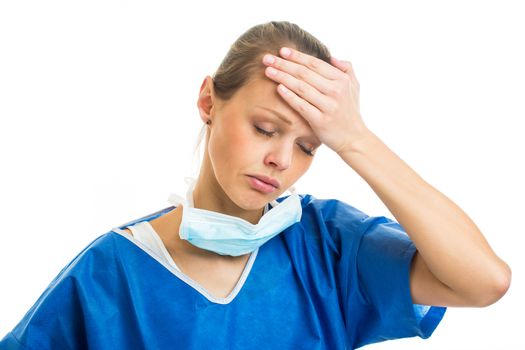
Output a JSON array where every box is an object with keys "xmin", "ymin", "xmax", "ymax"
[{"xmin": 167, "ymin": 178, "xmax": 302, "ymax": 256}]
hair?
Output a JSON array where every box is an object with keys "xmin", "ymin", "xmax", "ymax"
[{"xmin": 189, "ymin": 21, "xmax": 332, "ymax": 177}]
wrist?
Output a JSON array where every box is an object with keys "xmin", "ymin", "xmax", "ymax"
[{"xmin": 336, "ymin": 128, "xmax": 378, "ymax": 158}]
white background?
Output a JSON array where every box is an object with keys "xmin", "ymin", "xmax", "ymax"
[{"xmin": 0, "ymin": 0, "xmax": 523, "ymax": 348}]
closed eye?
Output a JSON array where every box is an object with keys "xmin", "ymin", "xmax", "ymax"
[
  {"xmin": 254, "ymin": 125, "xmax": 275, "ymax": 137},
  {"xmin": 254, "ymin": 126, "xmax": 315, "ymax": 157}
]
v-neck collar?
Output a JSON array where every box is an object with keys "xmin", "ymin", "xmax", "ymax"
[{"xmin": 111, "ymin": 226, "xmax": 259, "ymax": 305}]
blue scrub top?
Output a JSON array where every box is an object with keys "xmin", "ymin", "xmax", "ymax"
[{"xmin": 0, "ymin": 194, "xmax": 446, "ymax": 349}]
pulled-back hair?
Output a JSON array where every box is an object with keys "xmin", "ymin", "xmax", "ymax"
[
  {"xmin": 212, "ymin": 21, "xmax": 332, "ymax": 101},
  {"xmin": 190, "ymin": 21, "xmax": 332, "ymax": 176}
]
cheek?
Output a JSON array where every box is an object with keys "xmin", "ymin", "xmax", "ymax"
[
  {"xmin": 289, "ymin": 155, "xmax": 314, "ymax": 180},
  {"xmin": 301, "ymin": 159, "xmax": 313, "ymax": 174},
  {"xmin": 209, "ymin": 123, "xmax": 257, "ymax": 168},
  {"xmin": 226, "ymin": 125, "xmax": 252, "ymax": 154}
]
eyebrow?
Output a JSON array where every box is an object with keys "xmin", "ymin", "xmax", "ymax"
[{"xmin": 254, "ymin": 105, "xmax": 292, "ymax": 125}]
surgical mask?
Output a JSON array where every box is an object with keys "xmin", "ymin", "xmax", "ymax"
[{"xmin": 167, "ymin": 177, "xmax": 302, "ymax": 257}]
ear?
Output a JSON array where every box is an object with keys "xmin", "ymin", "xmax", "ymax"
[{"xmin": 196, "ymin": 75, "xmax": 219, "ymax": 125}]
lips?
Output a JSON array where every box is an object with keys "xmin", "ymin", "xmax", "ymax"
[{"xmin": 248, "ymin": 174, "xmax": 281, "ymax": 189}]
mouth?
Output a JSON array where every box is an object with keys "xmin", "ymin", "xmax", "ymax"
[
  {"xmin": 246, "ymin": 174, "xmax": 280, "ymax": 194},
  {"xmin": 249, "ymin": 174, "xmax": 280, "ymax": 188}
]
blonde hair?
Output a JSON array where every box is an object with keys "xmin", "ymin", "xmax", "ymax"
[{"xmin": 189, "ymin": 21, "xmax": 332, "ymax": 177}]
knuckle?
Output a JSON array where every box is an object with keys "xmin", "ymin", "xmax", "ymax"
[
  {"xmin": 341, "ymin": 73, "xmax": 352, "ymax": 82},
  {"xmin": 324, "ymin": 82, "xmax": 337, "ymax": 95},
  {"xmin": 298, "ymin": 103, "xmax": 309, "ymax": 114},
  {"xmin": 297, "ymin": 66, "xmax": 309, "ymax": 80},
  {"xmin": 297, "ymin": 81, "xmax": 308, "ymax": 95},
  {"xmin": 309, "ymin": 59, "xmax": 321, "ymax": 71},
  {"xmin": 326, "ymin": 101, "xmax": 338, "ymax": 114},
  {"xmin": 343, "ymin": 60, "xmax": 353, "ymax": 70}
]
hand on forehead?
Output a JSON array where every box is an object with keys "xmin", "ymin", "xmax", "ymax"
[{"xmin": 261, "ymin": 46, "xmax": 366, "ymax": 156}]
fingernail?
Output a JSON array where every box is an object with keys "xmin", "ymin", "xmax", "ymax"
[
  {"xmin": 281, "ymin": 47, "xmax": 291, "ymax": 57},
  {"xmin": 263, "ymin": 54, "xmax": 275, "ymax": 64},
  {"xmin": 278, "ymin": 84, "xmax": 288, "ymax": 94},
  {"xmin": 267, "ymin": 67, "xmax": 278, "ymax": 76}
]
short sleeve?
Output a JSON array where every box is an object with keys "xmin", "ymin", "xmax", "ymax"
[{"xmin": 352, "ymin": 215, "xmax": 447, "ymax": 347}]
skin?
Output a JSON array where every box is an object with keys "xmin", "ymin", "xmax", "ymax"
[
  {"xmin": 260, "ymin": 46, "xmax": 511, "ymax": 307},
  {"xmin": 131, "ymin": 45, "xmax": 511, "ymax": 305},
  {"xmin": 125, "ymin": 58, "xmax": 322, "ymax": 296},
  {"xmin": 193, "ymin": 72, "xmax": 321, "ymax": 223}
]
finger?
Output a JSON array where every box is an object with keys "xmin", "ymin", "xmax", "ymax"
[
  {"xmin": 264, "ymin": 65, "xmax": 333, "ymax": 113},
  {"xmin": 279, "ymin": 47, "xmax": 342, "ymax": 80},
  {"xmin": 330, "ymin": 56, "xmax": 358, "ymax": 82},
  {"xmin": 263, "ymin": 53, "xmax": 334, "ymax": 96},
  {"xmin": 330, "ymin": 56, "xmax": 351, "ymax": 72},
  {"xmin": 276, "ymin": 83, "xmax": 322, "ymax": 125}
]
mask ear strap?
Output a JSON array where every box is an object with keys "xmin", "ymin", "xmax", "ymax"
[
  {"xmin": 184, "ymin": 176, "xmax": 196, "ymax": 186},
  {"xmin": 167, "ymin": 177, "xmax": 197, "ymax": 208},
  {"xmin": 184, "ymin": 177, "xmax": 197, "ymax": 207},
  {"xmin": 167, "ymin": 193, "xmax": 186, "ymax": 207}
]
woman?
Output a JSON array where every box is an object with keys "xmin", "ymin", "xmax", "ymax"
[{"xmin": 1, "ymin": 21, "xmax": 511, "ymax": 349}]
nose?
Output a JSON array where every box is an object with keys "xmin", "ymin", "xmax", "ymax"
[{"xmin": 264, "ymin": 140, "xmax": 294, "ymax": 170}]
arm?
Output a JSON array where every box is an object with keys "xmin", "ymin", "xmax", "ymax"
[
  {"xmin": 259, "ymin": 46, "xmax": 511, "ymax": 307},
  {"xmin": 338, "ymin": 129, "xmax": 511, "ymax": 307}
]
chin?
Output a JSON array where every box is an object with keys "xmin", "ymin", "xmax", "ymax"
[
  {"xmin": 229, "ymin": 187, "xmax": 268, "ymax": 211},
  {"xmin": 241, "ymin": 194, "xmax": 270, "ymax": 210},
  {"xmin": 223, "ymin": 175, "xmax": 275, "ymax": 210}
]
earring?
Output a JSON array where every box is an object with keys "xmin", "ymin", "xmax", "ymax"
[{"xmin": 206, "ymin": 120, "xmax": 211, "ymax": 125}]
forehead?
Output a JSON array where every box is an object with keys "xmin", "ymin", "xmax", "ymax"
[{"xmin": 234, "ymin": 77, "xmax": 304, "ymax": 125}]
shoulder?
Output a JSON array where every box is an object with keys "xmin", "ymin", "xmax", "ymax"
[
  {"xmin": 298, "ymin": 193, "xmax": 365, "ymax": 216},
  {"xmin": 279, "ymin": 194, "xmax": 376, "ymax": 258},
  {"xmin": 297, "ymin": 193, "xmax": 370, "ymax": 232},
  {"xmin": 1, "ymin": 232, "xmax": 134, "ymax": 348},
  {"xmin": 46, "ymin": 231, "xmax": 129, "ymax": 287},
  {"xmin": 26, "ymin": 231, "xmax": 133, "ymax": 310},
  {"xmin": 298, "ymin": 193, "xmax": 402, "ymax": 235}
]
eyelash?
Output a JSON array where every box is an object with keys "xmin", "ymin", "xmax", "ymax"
[{"xmin": 254, "ymin": 126, "xmax": 314, "ymax": 157}]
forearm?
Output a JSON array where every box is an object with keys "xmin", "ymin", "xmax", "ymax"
[{"xmin": 338, "ymin": 129, "xmax": 511, "ymax": 304}]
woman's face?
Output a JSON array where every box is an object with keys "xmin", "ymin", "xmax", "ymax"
[{"xmin": 198, "ymin": 74, "xmax": 321, "ymax": 211}]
